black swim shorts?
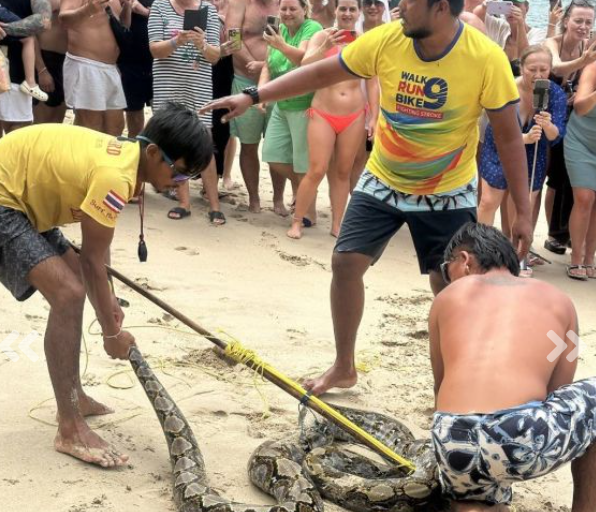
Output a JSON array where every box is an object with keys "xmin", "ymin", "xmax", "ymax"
[
  {"xmin": 335, "ymin": 170, "xmax": 477, "ymax": 274},
  {"xmin": 0, "ymin": 206, "xmax": 71, "ymax": 301},
  {"xmin": 119, "ymin": 63, "xmax": 153, "ymax": 112}
]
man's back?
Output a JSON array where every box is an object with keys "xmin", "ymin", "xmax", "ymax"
[{"xmin": 431, "ymin": 273, "xmax": 577, "ymax": 413}]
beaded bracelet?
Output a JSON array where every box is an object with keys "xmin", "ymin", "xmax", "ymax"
[{"xmin": 103, "ymin": 328, "xmax": 122, "ymax": 340}]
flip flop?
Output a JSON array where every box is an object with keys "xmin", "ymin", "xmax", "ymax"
[
  {"xmin": 209, "ymin": 210, "xmax": 226, "ymax": 225},
  {"xmin": 566, "ymin": 265, "xmax": 588, "ymax": 281},
  {"xmin": 168, "ymin": 207, "xmax": 191, "ymax": 220}
]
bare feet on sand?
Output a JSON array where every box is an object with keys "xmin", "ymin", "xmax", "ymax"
[
  {"xmin": 57, "ymin": 394, "xmax": 114, "ymax": 422},
  {"xmin": 55, "ymin": 421, "xmax": 129, "ymax": 468},
  {"xmin": 302, "ymin": 364, "xmax": 358, "ymax": 396},
  {"xmin": 223, "ymin": 178, "xmax": 240, "ymax": 191},
  {"xmin": 274, "ymin": 201, "xmax": 289, "ymax": 217},
  {"xmin": 287, "ymin": 221, "xmax": 303, "ymax": 239},
  {"xmin": 248, "ymin": 200, "xmax": 261, "ymax": 213}
]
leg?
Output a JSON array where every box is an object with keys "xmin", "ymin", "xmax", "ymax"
[
  {"xmin": 271, "ymin": 168, "xmax": 288, "ymax": 217},
  {"xmin": 21, "ymin": 37, "xmax": 37, "ymax": 88},
  {"xmin": 545, "ymin": 186, "xmax": 555, "ymax": 227},
  {"xmin": 569, "ymin": 188, "xmax": 595, "ymax": 267},
  {"xmin": 75, "ymin": 110, "xmax": 104, "ymax": 132},
  {"xmin": 477, "ymin": 179, "xmax": 505, "ymax": 226},
  {"xmin": 125, "ymin": 109, "xmax": 145, "ymax": 138},
  {"xmin": 288, "ymin": 112, "xmax": 336, "ymax": 239},
  {"xmin": 303, "ymin": 252, "xmax": 373, "ymax": 396},
  {"xmin": 223, "ymin": 136, "xmax": 238, "ymax": 190},
  {"xmin": 571, "ymin": 441, "xmax": 596, "ymax": 512},
  {"xmin": 60, "ymin": 249, "xmax": 114, "ymax": 417},
  {"xmin": 104, "ymin": 110, "xmax": 125, "ymax": 137},
  {"xmin": 28, "ymin": 256, "xmax": 127, "ymax": 467},
  {"xmin": 328, "ymin": 114, "xmax": 365, "ymax": 237},
  {"xmin": 239, "ymin": 143, "xmax": 262, "ymax": 213},
  {"xmin": 582, "ymin": 197, "xmax": 596, "ymax": 268},
  {"xmin": 429, "ymin": 270, "xmax": 447, "ymax": 296},
  {"xmin": 202, "ymin": 158, "xmax": 225, "ymax": 225},
  {"xmin": 34, "ymin": 103, "xmax": 67, "ymax": 124}
]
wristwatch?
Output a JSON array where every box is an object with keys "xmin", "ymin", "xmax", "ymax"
[{"xmin": 241, "ymin": 86, "xmax": 260, "ymax": 105}]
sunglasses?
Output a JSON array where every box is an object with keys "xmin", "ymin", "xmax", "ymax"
[
  {"xmin": 136, "ymin": 135, "xmax": 199, "ymax": 182},
  {"xmin": 440, "ymin": 259, "xmax": 453, "ymax": 285}
]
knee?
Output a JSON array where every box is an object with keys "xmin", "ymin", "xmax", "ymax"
[
  {"xmin": 573, "ymin": 192, "xmax": 595, "ymax": 211},
  {"xmin": 52, "ymin": 280, "xmax": 86, "ymax": 312},
  {"xmin": 331, "ymin": 252, "xmax": 367, "ymax": 281}
]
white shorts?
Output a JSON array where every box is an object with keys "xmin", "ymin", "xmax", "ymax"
[
  {"xmin": 0, "ymin": 83, "xmax": 33, "ymax": 123},
  {"xmin": 63, "ymin": 53, "xmax": 127, "ymax": 111}
]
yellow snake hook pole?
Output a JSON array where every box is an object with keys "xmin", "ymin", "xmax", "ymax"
[{"xmin": 71, "ymin": 245, "xmax": 416, "ymax": 472}]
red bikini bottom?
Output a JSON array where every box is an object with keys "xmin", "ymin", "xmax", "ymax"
[{"xmin": 307, "ymin": 107, "xmax": 366, "ymax": 135}]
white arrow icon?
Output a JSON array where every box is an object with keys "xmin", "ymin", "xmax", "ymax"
[
  {"xmin": 566, "ymin": 330, "xmax": 582, "ymax": 362},
  {"xmin": 547, "ymin": 330, "xmax": 582, "ymax": 363},
  {"xmin": 0, "ymin": 331, "xmax": 20, "ymax": 362},
  {"xmin": 19, "ymin": 331, "xmax": 39, "ymax": 362}
]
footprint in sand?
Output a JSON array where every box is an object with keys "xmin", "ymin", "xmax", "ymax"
[
  {"xmin": 175, "ymin": 246, "xmax": 200, "ymax": 256},
  {"xmin": 134, "ymin": 277, "xmax": 167, "ymax": 291},
  {"xmin": 277, "ymin": 251, "xmax": 310, "ymax": 267}
]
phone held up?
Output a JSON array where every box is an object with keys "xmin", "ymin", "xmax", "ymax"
[
  {"xmin": 183, "ymin": 7, "xmax": 208, "ymax": 31},
  {"xmin": 486, "ymin": 0, "xmax": 513, "ymax": 17},
  {"xmin": 228, "ymin": 27, "xmax": 242, "ymax": 47},
  {"xmin": 266, "ymin": 15, "xmax": 280, "ymax": 34},
  {"xmin": 338, "ymin": 29, "xmax": 357, "ymax": 44}
]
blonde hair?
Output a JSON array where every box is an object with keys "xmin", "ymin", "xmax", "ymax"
[{"xmin": 520, "ymin": 44, "xmax": 553, "ymax": 67}]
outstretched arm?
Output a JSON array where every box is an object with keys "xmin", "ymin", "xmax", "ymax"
[
  {"xmin": 201, "ymin": 56, "xmax": 355, "ymax": 121},
  {"xmin": 2, "ymin": 0, "xmax": 51, "ymax": 37}
]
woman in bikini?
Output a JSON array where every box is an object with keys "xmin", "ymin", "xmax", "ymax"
[
  {"xmin": 543, "ymin": 0, "xmax": 596, "ymax": 263},
  {"xmin": 287, "ymin": 0, "xmax": 371, "ymax": 239}
]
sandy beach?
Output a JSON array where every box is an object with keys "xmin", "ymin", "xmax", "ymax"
[{"xmin": 1, "ymin": 156, "xmax": 594, "ymax": 512}]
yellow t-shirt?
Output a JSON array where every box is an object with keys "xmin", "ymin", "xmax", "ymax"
[
  {"xmin": 0, "ymin": 124, "xmax": 140, "ymax": 232},
  {"xmin": 341, "ymin": 22, "xmax": 519, "ymax": 195}
]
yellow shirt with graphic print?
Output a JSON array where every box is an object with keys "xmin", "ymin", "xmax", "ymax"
[
  {"xmin": 0, "ymin": 124, "xmax": 139, "ymax": 232},
  {"xmin": 340, "ymin": 21, "xmax": 519, "ymax": 195}
]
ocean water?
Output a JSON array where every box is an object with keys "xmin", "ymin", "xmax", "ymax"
[{"xmin": 526, "ymin": 0, "xmax": 554, "ymax": 30}]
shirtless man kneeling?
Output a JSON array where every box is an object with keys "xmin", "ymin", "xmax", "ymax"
[
  {"xmin": 430, "ymin": 222, "xmax": 595, "ymax": 511},
  {"xmin": 59, "ymin": 0, "xmax": 131, "ymax": 134},
  {"xmin": 0, "ymin": 104, "xmax": 212, "ymax": 467}
]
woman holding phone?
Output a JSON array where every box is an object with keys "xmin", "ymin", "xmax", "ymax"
[
  {"xmin": 288, "ymin": 0, "xmax": 373, "ymax": 239},
  {"xmin": 259, "ymin": 0, "xmax": 323, "ymax": 214},
  {"xmin": 543, "ymin": 0, "xmax": 595, "ymax": 254},
  {"xmin": 564, "ymin": 61, "xmax": 596, "ymax": 280},
  {"xmin": 148, "ymin": 0, "xmax": 226, "ymax": 224},
  {"xmin": 477, "ymin": 45, "xmax": 567, "ymax": 276}
]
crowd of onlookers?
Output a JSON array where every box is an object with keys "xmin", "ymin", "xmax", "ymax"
[{"xmin": 0, "ymin": 0, "xmax": 595, "ymax": 280}]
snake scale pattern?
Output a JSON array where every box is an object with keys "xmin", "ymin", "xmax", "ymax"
[{"xmin": 129, "ymin": 347, "xmax": 441, "ymax": 512}]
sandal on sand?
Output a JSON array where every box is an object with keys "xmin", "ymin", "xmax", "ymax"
[
  {"xmin": 168, "ymin": 207, "xmax": 191, "ymax": 220},
  {"xmin": 19, "ymin": 81, "xmax": 48, "ymax": 102},
  {"xmin": 567, "ymin": 265, "xmax": 588, "ymax": 281},
  {"xmin": 586, "ymin": 265, "xmax": 596, "ymax": 279},
  {"xmin": 209, "ymin": 210, "xmax": 226, "ymax": 225}
]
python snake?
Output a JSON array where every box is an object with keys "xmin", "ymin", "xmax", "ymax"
[{"xmin": 129, "ymin": 347, "xmax": 440, "ymax": 512}]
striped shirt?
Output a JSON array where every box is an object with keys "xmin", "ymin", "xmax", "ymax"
[{"xmin": 148, "ymin": 0, "xmax": 220, "ymax": 126}]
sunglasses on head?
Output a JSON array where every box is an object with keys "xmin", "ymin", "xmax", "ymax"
[{"xmin": 136, "ymin": 135, "xmax": 200, "ymax": 182}]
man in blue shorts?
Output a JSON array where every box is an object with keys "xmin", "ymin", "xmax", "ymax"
[
  {"xmin": 202, "ymin": 0, "xmax": 533, "ymax": 395},
  {"xmin": 430, "ymin": 222, "xmax": 595, "ymax": 511}
]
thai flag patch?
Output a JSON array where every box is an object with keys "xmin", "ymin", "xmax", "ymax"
[{"xmin": 103, "ymin": 190, "xmax": 126, "ymax": 214}]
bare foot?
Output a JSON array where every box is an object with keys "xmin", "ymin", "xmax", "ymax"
[
  {"xmin": 55, "ymin": 422, "xmax": 129, "ymax": 468},
  {"xmin": 274, "ymin": 201, "xmax": 289, "ymax": 217},
  {"xmin": 302, "ymin": 364, "xmax": 358, "ymax": 396},
  {"xmin": 223, "ymin": 178, "xmax": 239, "ymax": 191},
  {"xmin": 287, "ymin": 222, "xmax": 303, "ymax": 239},
  {"xmin": 57, "ymin": 393, "xmax": 114, "ymax": 422},
  {"xmin": 78, "ymin": 394, "xmax": 114, "ymax": 417},
  {"xmin": 248, "ymin": 200, "xmax": 261, "ymax": 214}
]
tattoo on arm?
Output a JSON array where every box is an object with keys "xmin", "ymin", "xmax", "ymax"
[{"xmin": 3, "ymin": 0, "xmax": 52, "ymax": 37}]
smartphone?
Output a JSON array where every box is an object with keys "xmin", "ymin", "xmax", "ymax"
[
  {"xmin": 228, "ymin": 27, "xmax": 242, "ymax": 45},
  {"xmin": 183, "ymin": 7, "xmax": 209, "ymax": 31},
  {"xmin": 339, "ymin": 29, "xmax": 357, "ymax": 44},
  {"xmin": 266, "ymin": 15, "xmax": 280, "ymax": 34},
  {"xmin": 486, "ymin": 1, "xmax": 513, "ymax": 16}
]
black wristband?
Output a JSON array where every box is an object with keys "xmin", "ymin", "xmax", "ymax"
[{"xmin": 241, "ymin": 85, "xmax": 260, "ymax": 105}]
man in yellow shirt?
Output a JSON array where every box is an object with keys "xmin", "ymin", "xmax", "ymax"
[
  {"xmin": 202, "ymin": 0, "xmax": 533, "ymax": 397},
  {"xmin": 0, "ymin": 103, "xmax": 212, "ymax": 468}
]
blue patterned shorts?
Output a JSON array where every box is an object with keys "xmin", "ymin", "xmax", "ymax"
[{"xmin": 431, "ymin": 378, "xmax": 596, "ymax": 505}]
